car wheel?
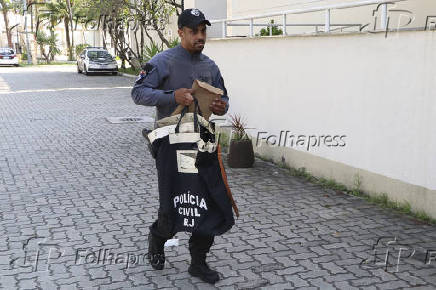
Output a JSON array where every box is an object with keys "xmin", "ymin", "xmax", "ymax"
[
  {"xmin": 14, "ymin": 64, "xmax": 19, "ymax": 67},
  {"xmin": 112, "ymin": 71, "xmax": 118, "ymax": 76},
  {"xmin": 83, "ymin": 64, "xmax": 88, "ymax": 75},
  {"xmin": 77, "ymin": 63, "xmax": 82, "ymax": 73}
]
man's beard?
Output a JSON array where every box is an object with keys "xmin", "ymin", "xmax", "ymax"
[{"xmin": 193, "ymin": 41, "xmax": 205, "ymax": 52}]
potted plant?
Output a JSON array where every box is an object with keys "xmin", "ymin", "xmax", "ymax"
[{"xmin": 227, "ymin": 114, "xmax": 254, "ymax": 168}]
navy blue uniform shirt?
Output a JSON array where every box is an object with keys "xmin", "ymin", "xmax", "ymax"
[{"xmin": 131, "ymin": 44, "xmax": 229, "ymax": 120}]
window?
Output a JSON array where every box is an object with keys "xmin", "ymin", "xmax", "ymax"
[
  {"xmin": 0, "ymin": 48, "xmax": 14, "ymax": 55},
  {"xmin": 87, "ymin": 50, "xmax": 112, "ymax": 59}
]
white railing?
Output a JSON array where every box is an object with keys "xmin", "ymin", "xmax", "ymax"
[{"xmin": 209, "ymin": 0, "xmax": 406, "ymax": 38}]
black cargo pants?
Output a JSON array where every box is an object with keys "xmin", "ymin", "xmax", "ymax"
[{"xmin": 149, "ymin": 210, "xmax": 214, "ymax": 260}]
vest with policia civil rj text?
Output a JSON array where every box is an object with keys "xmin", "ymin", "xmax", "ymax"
[{"xmin": 146, "ymin": 102, "xmax": 238, "ymax": 235}]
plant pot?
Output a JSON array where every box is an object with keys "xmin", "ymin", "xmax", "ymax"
[{"xmin": 227, "ymin": 139, "xmax": 255, "ymax": 168}]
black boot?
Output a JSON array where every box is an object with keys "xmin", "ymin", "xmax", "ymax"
[
  {"xmin": 188, "ymin": 253, "xmax": 220, "ymax": 284},
  {"xmin": 147, "ymin": 232, "xmax": 165, "ymax": 270}
]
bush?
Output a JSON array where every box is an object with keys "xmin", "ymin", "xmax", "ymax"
[
  {"xmin": 143, "ymin": 40, "xmax": 164, "ymax": 62},
  {"xmin": 229, "ymin": 114, "xmax": 250, "ymax": 141},
  {"xmin": 75, "ymin": 43, "xmax": 91, "ymax": 57},
  {"xmin": 168, "ymin": 38, "xmax": 180, "ymax": 48},
  {"xmin": 36, "ymin": 31, "xmax": 60, "ymax": 64},
  {"xmin": 258, "ymin": 20, "xmax": 283, "ymax": 36}
]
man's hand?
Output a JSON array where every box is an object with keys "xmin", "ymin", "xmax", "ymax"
[
  {"xmin": 209, "ymin": 97, "xmax": 227, "ymax": 116},
  {"xmin": 174, "ymin": 88, "xmax": 194, "ymax": 106}
]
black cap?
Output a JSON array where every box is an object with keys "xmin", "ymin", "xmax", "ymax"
[{"xmin": 178, "ymin": 8, "xmax": 211, "ymax": 29}]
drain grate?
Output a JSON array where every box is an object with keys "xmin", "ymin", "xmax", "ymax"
[{"xmin": 106, "ymin": 116, "xmax": 154, "ymax": 124}]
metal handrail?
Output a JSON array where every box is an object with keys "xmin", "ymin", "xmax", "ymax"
[
  {"xmin": 226, "ymin": 23, "xmax": 362, "ymax": 27},
  {"xmin": 209, "ymin": 0, "xmax": 407, "ymax": 38}
]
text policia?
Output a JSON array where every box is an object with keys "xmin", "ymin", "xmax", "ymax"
[
  {"xmin": 173, "ymin": 191, "xmax": 208, "ymax": 228},
  {"xmin": 255, "ymin": 131, "xmax": 347, "ymax": 151}
]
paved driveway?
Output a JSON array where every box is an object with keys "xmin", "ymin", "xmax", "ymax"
[{"xmin": 0, "ymin": 65, "xmax": 435, "ymax": 289}]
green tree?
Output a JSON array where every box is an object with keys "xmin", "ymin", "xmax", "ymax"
[
  {"xmin": 36, "ymin": 30, "xmax": 61, "ymax": 63},
  {"xmin": 39, "ymin": 0, "xmax": 75, "ymax": 60},
  {"xmin": 39, "ymin": 1, "xmax": 62, "ymax": 60},
  {"xmin": 0, "ymin": 0, "xmax": 20, "ymax": 48},
  {"xmin": 75, "ymin": 0, "xmax": 182, "ymax": 69},
  {"xmin": 127, "ymin": 0, "xmax": 182, "ymax": 66}
]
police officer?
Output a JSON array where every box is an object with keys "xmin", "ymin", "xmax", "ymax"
[{"xmin": 131, "ymin": 8, "xmax": 229, "ymax": 284}]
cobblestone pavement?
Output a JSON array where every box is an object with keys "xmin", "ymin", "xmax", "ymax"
[{"xmin": 1, "ymin": 65, "xmax": 436, "ymax": 290}]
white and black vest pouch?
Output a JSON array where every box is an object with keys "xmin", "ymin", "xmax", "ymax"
[{"xmin": 147, "ymin": 100, "xmax": 235, "ymax": 236}]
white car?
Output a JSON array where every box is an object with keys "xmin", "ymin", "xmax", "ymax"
[
  {"xmin": 77, "ymin": 47, "xmax": 118, "ymax": 75},
  {"xmin": 0, "ymin": 48, "xmax": 19, "ymax": 66}
]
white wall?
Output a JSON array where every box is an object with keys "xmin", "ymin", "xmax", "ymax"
[
  {"xmin": 204, "ymin": 30, "xmax": 436, "ymax": 211},
  {"xmin": 0, "ymin": 12, "xmax": 22, "ymax": 48},
  {"xmin": 184, "ymin": 0, "xmax": 227, "ymax": 38},
  {"xmin": 219, "ymin": 0, "xmax": 436, "ymax": 36}
]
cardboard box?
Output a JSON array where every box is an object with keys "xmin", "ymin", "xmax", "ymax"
[{"xmin": 171, "ymin": 80, "xmax": 224, "ymax": 121}]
